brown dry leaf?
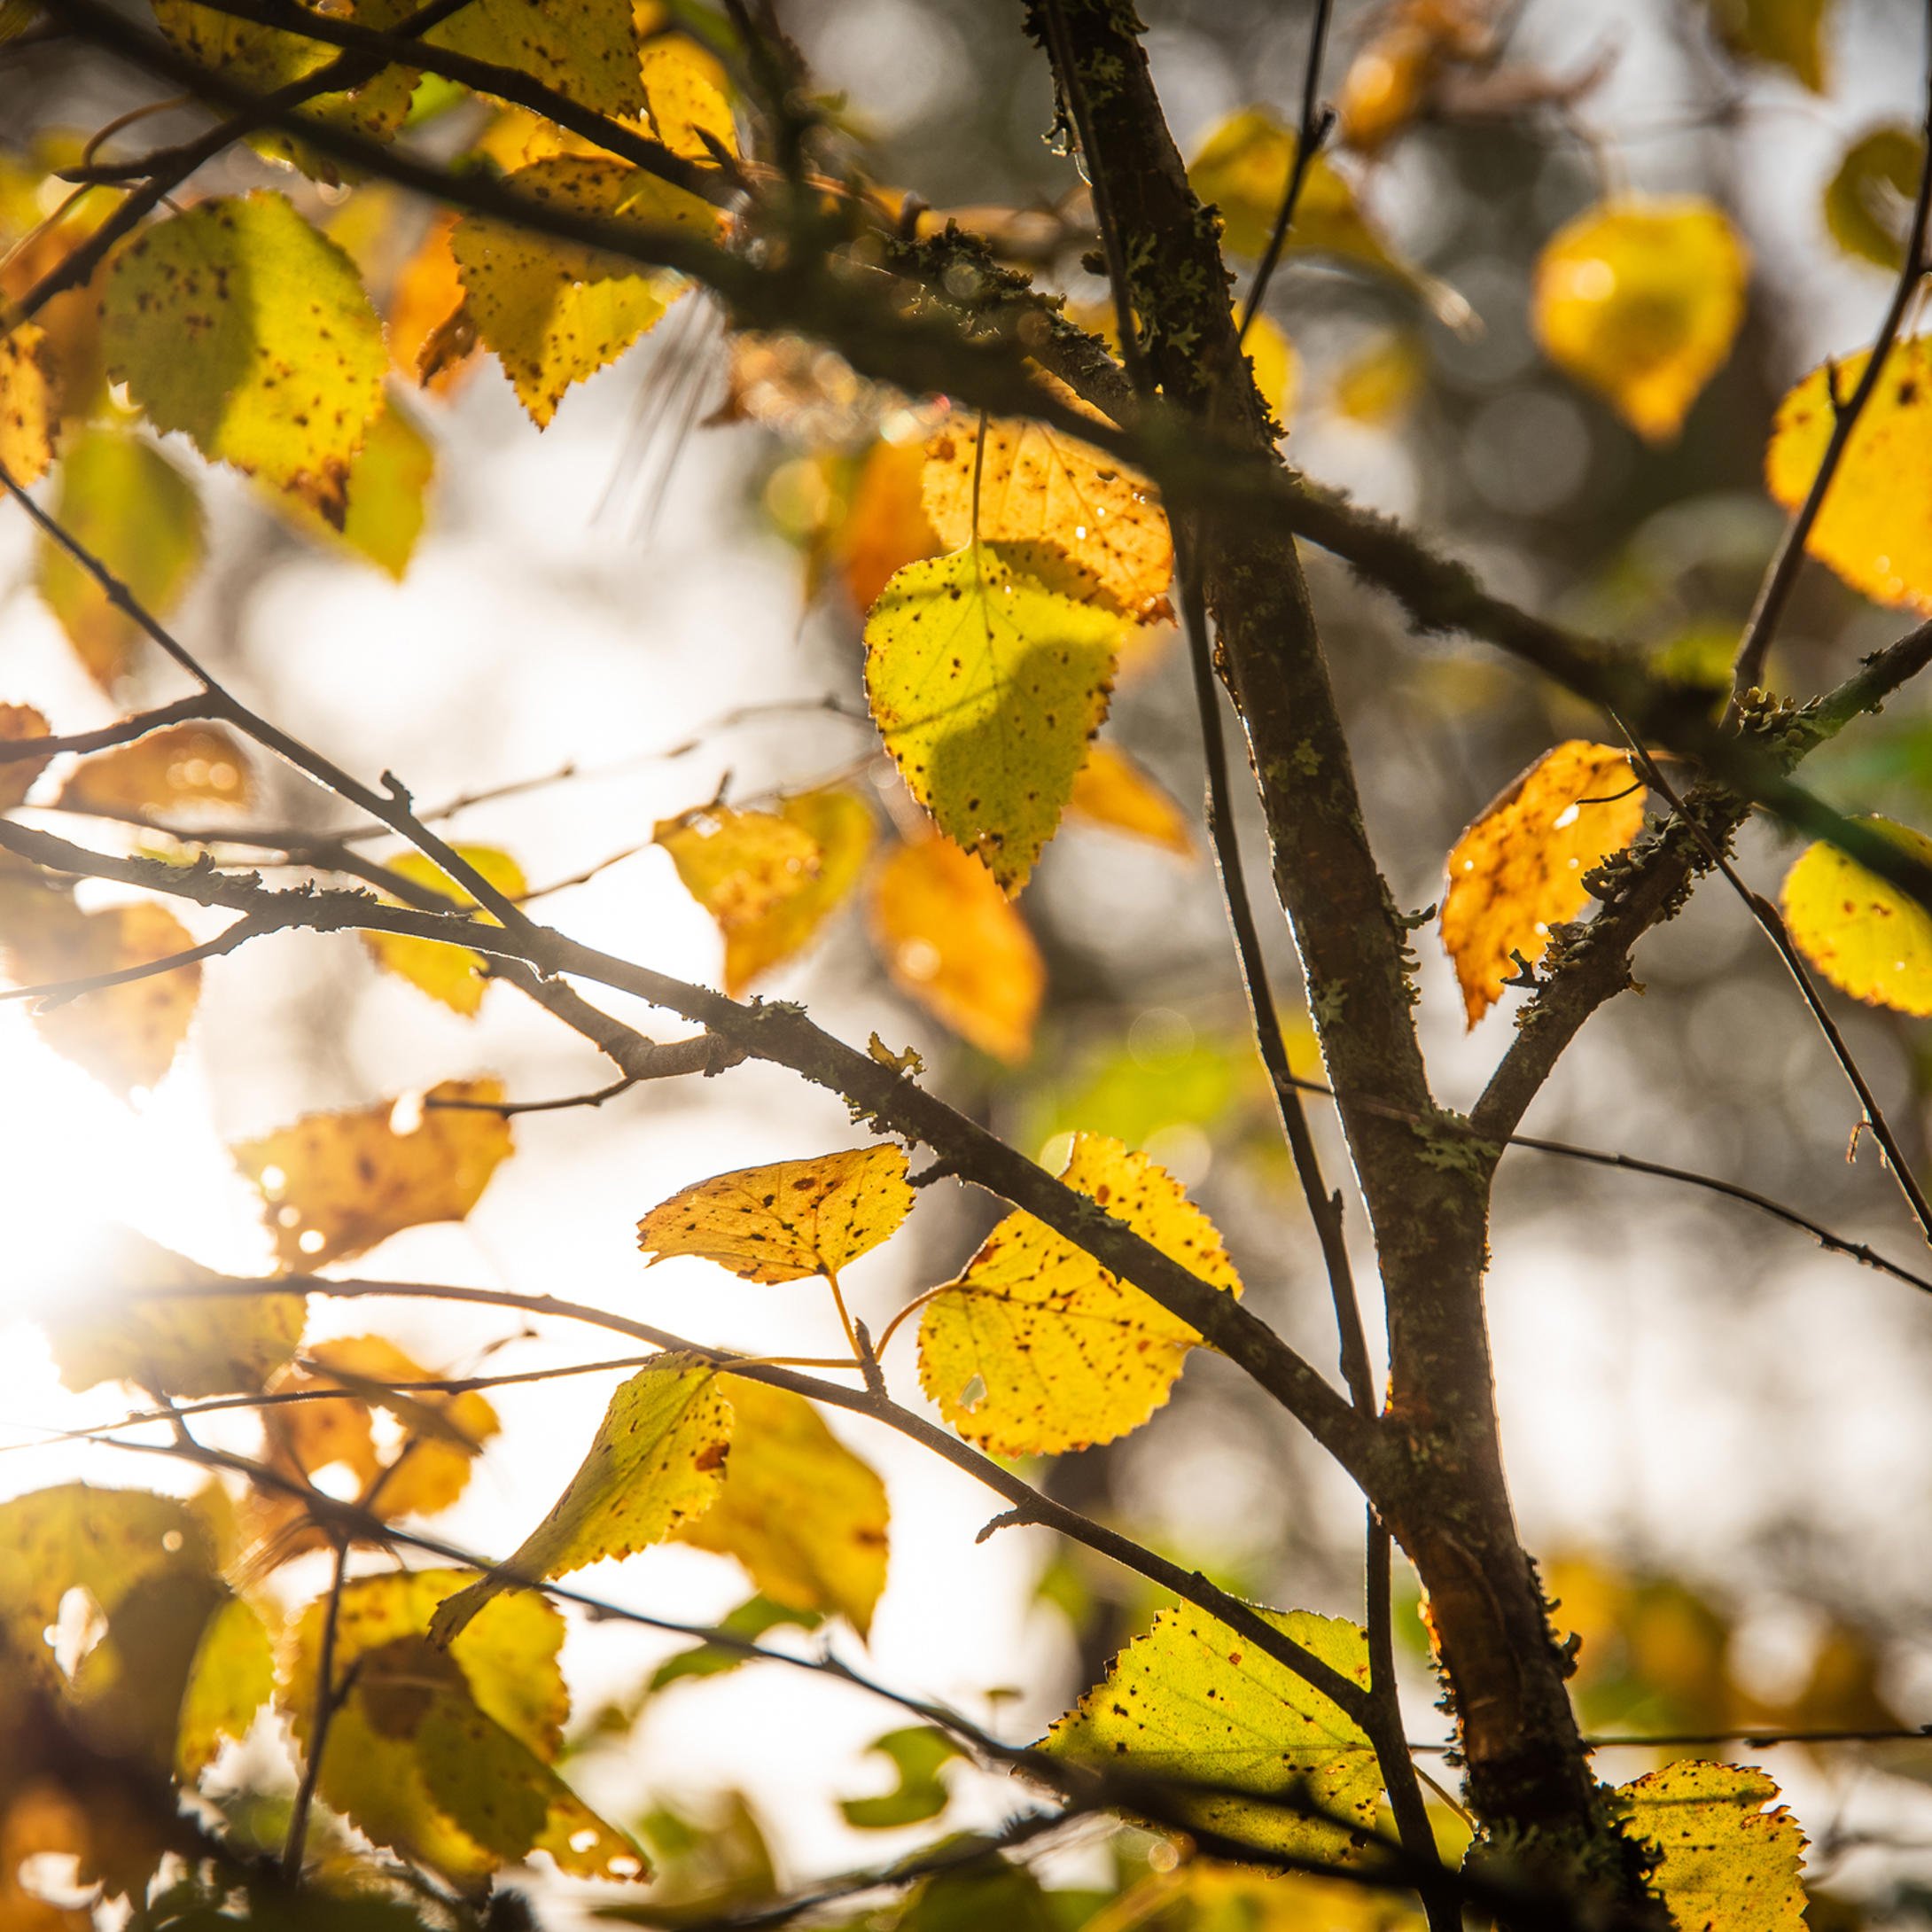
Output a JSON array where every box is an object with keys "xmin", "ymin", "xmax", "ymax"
[
  {"xmin": 1067, "ymin": 742, "xmax": 1195, "ymax": 856},
  {"xmin": 722, "ymin": 787, "xmax": 876, "ymax": 994},
  {"xmin": 1440, "ymin": 742, "xmax": 1648, "ymax": 1026},
  {"xmin": 0, "ymin": 322, "xmax": 57, "ymax": 487},
  {"xmin": 0, "ymin": 701, "xmax": 51, "ymax": 808},
  {"xmin": 2, "ymin": 897, "xmax": 200, "ymax": 1095},
  {"xmin": 921, "ymin": 392, "xmax": 1172, "ymax": 619},
  {"xmin": 232, "ymin": 1079, "xmax": 514, "ymax": 1273},
  {"xmin": 57, "ymin": 724, "xmax": 252, "ymax": 816},
  {"xmin": 638, "ymin": 1144, "xmax": 913, "ymax": 1284},
  {"xmin": 869, "ymin": 833, "xmax": 1044, "ymax": 1063}
]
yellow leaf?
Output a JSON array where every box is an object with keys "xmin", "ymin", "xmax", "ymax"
[
  {"xmin": 1532, "ymin": 197, "xmax": 1749, "ymax": 441},
  {"xmin": 657, "ymin": 803, "xmax": 822, "ymax": 937},
  {"xmin": 103, "ymin": 193, "xmax": 390, "ymax": 520},
  {"xmin": 835, "ymin": 436, "xmax": 944, "ymax": 613},
  {"xmin": 921, "ymin": 401, "xmax": 1172, "ymax": 619},
  {"xmin": 268, "ymin": 387, "xmax": 436, "ymax": 579},
  {"xmin": 389, "ymin": 211, "xmax": 478, "ymax": 393},
  {"xmin": 637, "ymin": 1144, "xmax": 913, "ymax": 1284},
  {"xmin": 1824, "ymin": 126, "xmax": 1922, "ymax": 270},
  {"xmin": 1244, "ymin": 310, "xmax": 1299, "ymax": 432},
  {"xmin": 1067, "ymin": 741, "xmax": 1195, "ymax": 856},
  {"xmin": 1780, "ymin": 817, "xmax": 1932, "ymax": 1015},
  {"xmin": 450, "ymin": 157, "xmax": 709, "ymax": 426},
  {"xmin": 362, "ymin": 845, "xmax": 527, "ymax": 1016},
  {"xmin": 35, "ymin": 428, "xmax": 204, "ymax": 689},
  {"xmin": 1765, "ymin": 338, "xmax": 1932, "ymax": 611},
  {"xmin": 429, "ymin": 0, "xmax": 646, "ymax": 119},
  {"xmin": 1440, "ymin": 741, "xmax": 1647, "ymax": 1027},
  {"xmin": 57, "ymin": 723, "xmax": 252, "ymax": 817},
  {"xmin": 1332, "ymin": 328, "xmax": 1427, "ymax": 426},
  {"xmin": 864, "ymin": 546, "xmax": 1122, "ymax": 892},
  {"xmin": 869, "ymin": 831, "xmax": 1044, "ymax": 1063},
  {"xmin": 640, "ymin": 33, "xmax": 736, "ymax": 157},
  {"xmin": 0, "ymin": 701, "xmax": 51, "ymax": 808},
  {"xmin": 1709, "ymin": 0, "xmax": 1829, "ymax": 91},
  {"xmin": 722, "ymin": 786, "xmax": 876, "ymax": 993},
  {"xmin": 232, "ymin": 1078, "xmax": 514, "ymax": 1272},
  {"xmin": 916, "ymin": 1132, "xmax": 1243, "ymax": 1455},
  {"xmin": 175, "ymin": 1593, "xmax": 274, "ymax": 1780},
  {"xmin": 1617, "ymin": 1760, "xmax": 1808, "ymax": 1932},
  {"xmin": 429, "ymin": 1358, "xmax": 732, "ymax": 1644},
  {"xmin": 2, "ymin": 897, "xmax": 200, "ymax": 1095},
  {"xmin": 677, "ymin": 1377, "xmax": 889, "ymax": 1636},
  {"xmin": 0, "ymin": 322, "xmax": 56, "ymax": 487}
]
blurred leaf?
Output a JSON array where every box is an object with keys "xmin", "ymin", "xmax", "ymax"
[
  {"xmin": 1616, "ymin": 1762, "xmax": 1807, "ymax": 1932},
  {"xmin": 677, "ymin": 1378, "xmax": 889, "ymax": 1636},
  {"xmin": 1067, "ymin": 743, "xmax": 1195, "ymax": 856},
  {"xmin": 362, "ymin": 845, "xmax": 526, "ymax": 1016},
  {"xmin": 269, "ymin": 389, "xmax": 436, "ymax": 579},
  {"xmin": 1440, "ymin": 742, "xmax": 1647, "ymax": 1026},
  {"xmin": 837, "ymin": 1726, "xmax": 962, "ymax": 1830},
  {"xmin": 0, "ymin": 701, "xmax": 51, "ymax": 807},
  {"xmin": 647, "ymin": 1594, "xmax": 822, "ymax": 1692},
  {"xmin": 389, "ymin": 212, "xmax": 477, "ymax": 394},
  {"xmin": 429, "ymin": 0, "xmax": 646, "ymax": 118},
  {"xmin": 1533, "ymin": 198, "xmax": 1749, "ymax": 441},
  {"xmin": 658, "ymin": 804, "xmax": 824, "ymax": 984},
  {"xmin": 0, "ymin": 323, "xmax": 56, "ymax": 486},
  {"xmin": 916, "ymin": 1133, "xmax": 1242, "ymax": 1455},
  {"xmin": 1823, "ymin": 126, "xmax": 1922, "ymax": 270},
  {"xmin": 58, "ymin": 724, "xmax": 252, "ymax": 817},
  {"xmin": 869, "ymin": 831, "xmax": 1044, "ymax": 1063},
  {"xmin": 834, "ymin": 437, "xmax": 943, "ymax": 612},
  {"xmin": 723, "ymin": 787, "xmax": 875, "ymax": 993},
  {"xmin": 175, "ymin": 1593, "xmax": 274, "ymax": 1780},
  {"xmin": 1709, "ymin": 0, "xmax": 1829, "ymax": 91},
  {"xmin": 231, "ymin": 1079, "xmax": 514, "ymax": 1271},
  {"xmin": 1106, "ymin": 1859, "xmax": 1426, "ymax": 1931},
  {"xmin": 429, "ymin": 1358, "xmax": 732, "ymax": 1644},
  {"xmin": 1331, "ymin": 329, "xmax": 1427, "ymax": 427},
  {"xmin": 1244, "ymin": 311, "xmax": 1299, "ymax": 431},
  {"xmin": 865, "ymin": 547, "xmax": 1121, "ymax": 892},
  {"xmin": 599, "ymin": 1790, "xmax": 776, "ymax": 1927},
  {"xmin": 1780, "ymin": 817, "xmax": 1932, "ymax": 1016},
  {"xmin": 104, "ymin": 194, "xmax": 389, "ymax": 522},
  {"xmin": 1041, "ymin": 1604, "xmax": 1379, "ymax": 1862},
  {"xmin": 35, "ymin": 428, "xmax": 204, "ymax": 689}
]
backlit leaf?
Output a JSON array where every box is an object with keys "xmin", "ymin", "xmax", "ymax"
[
  {"xmin": 1245, "ymin": 311, "xmax": 1300, "ymax": 432},
  {"xmin": 657, "ymin": 803, "xmax": 821, "ymax": 945},
  {"xmin": 869, "ymin": 831, "xmax": 1044, "ymax": 1063},
  {"xmin": 450, "ymin": 158, "xmax": 707, "ymax": 426},
  {"xmin": 35, "ymin": 427, "xmax": 205, "ymax": 689},
  {"xmin": 269, "ymin": 388, "xmax": 435, "ymax": 578},
  {"xmin": 2, "ymin": 897, "xmax": 201, "ymax": 1095},
  {"xmin": 864, "ymin": 545, "xmax": 1121, "ymax": 892},
  {"xmin": 428, "ymin": 0, "xmax": 646, "ymax": 119},
  {"xmin": 1532, "ymin": 198, "xmax": 1749, "ymax": 441},
  {"xmin": 1068, "ymin": 742, "xmax": 1195, "ymax": 856},
  {"xmin": 916, "ymin": 1133, "xmax": 1243, "ymax": 1455},
  {"xmin": 1823, "ymin": 125, "xmax": 1921, "ymax": 269},
  {"xmin": 1332, "ymin": 329, "xmax": 1427, "ymax": 426},
  {"xmin": 0, "ymin": 701, "xmax": 51, "ymax": 807},
  {"xmin": 637, "ymin": 1145, "xmax": 913, "ymax": 1284},
  {"xmin": 0, "ymin": 322, "xmax": 56, "ymax": 486},
  {"xmin": 428, "ymin": 1358, "xmax": 732, "ymax": 1644},
  {"xmin": 58, "ymin": 723, "xmax": 252, "ymax": 817},
  {"xmin": 835, "ymin": 436, "xmax": 942, "ymax": 612},
  {"xmin": 647, "ymin": 1593, "xmax": 822, "ymax": 1691},
  {"xmin": 1780, "ymin": 818, "xmax": 1932, "ymax": 1016},
  {"xmin": 1040, "ymin": 1604, "xmax": 1379, "ymax": 1861},
  {"xmin": 838, "ymin": 1726, "xmax": 961, "ymax": 1829},
  {"xmin": 921, "ymin": 400, "xmax": 1172, "ymax": 619},
  {"xmin": 1709, "ymin": 0, "xmax": 1828, "ymax": 91},
  {"xmin": 103, "ymin": 192, "xmax": 389, "ymax": 521},
  {"xmin": 677, "ymin": 1377, "xmax": 889, "ymax": 1637},
  {"xmin": 1617, "ymin": 1761, "xmax": 1808, "ymax": 1932},
  {"xmin": 639, "ymin": 33, "xmax": 737, "ymax": 157},
  {"xmin": 1440, "ymin": 741, "xmax": 1647, "ymax": 1027},
  {"xmin": 232, "ymin": 1079, "xmax": 514, "ymax": 1271},
  {"xmin": 722, "ymin": 787, "xmax": 876, "ymax": 993},
  {"xmin": 175, "ymin": 1593, "xmax": 275, "ymax": 1780},
  {"xmin": 362, "ymin": 845, "xmax": 526, "ymax": 1016},
  {"xmin": 1765, "ymin": 337, "xmax": 1932, "ymax": 611}
]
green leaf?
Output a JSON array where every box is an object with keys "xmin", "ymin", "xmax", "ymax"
[
  {"xmin": 864, "ymin": 544, "xmax": 1122, "ymax": 892},
  {"xmin": 1824, "ymin": 125, "xmax": 1923, "ymax": 270},
  {"xmin": 103, "ymin": 191, "xmax": 389, "ymax": 523},
  {"xmin": 899, "ymin": 1861, "xmax": 1061, "ymax": 1932},
  {"xmin": 838, "ymin": 1726, "xmax": 963, "ymax": 1829},
  {"xmin": 176, "ymin": 1593, "xmax": 276, "ymax": 1779},
  {"xmin": 1040, "ymin": 1604, "xmax": 1381, "ymax": 1862},
  {"xmin": 427, "ymin": 0, "xmax": 646, "ymax": 118},
  {"xmin": 1617, "ymin": 1761, "xmax": 1809, "ymax": 1932},
  {"xmin": 36, "ymin": 426, "xmax": 204, "ymax": 689},
  {"xmin": 430, "ymin": 1358, "xmax": 733, "ymax": 1645},
  {"xmin": 648, "ymin": 1594, "xmax": 823, "ymax": 1692}
]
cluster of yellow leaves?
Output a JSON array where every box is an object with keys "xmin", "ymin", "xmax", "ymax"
[{"xmin": 1440, "ymin": 742, "xmax": 1648, "ymax": 1026}]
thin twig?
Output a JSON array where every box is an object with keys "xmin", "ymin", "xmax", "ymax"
[{"xmin": 281, "ymin": 1533, "xmax": 350, "ymax": 1879}]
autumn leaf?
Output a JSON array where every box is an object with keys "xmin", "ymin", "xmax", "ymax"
[
  {"xmin": 428, "ymin": 0, "xmax": 647, "ymax": 119},
  {"xmin": 869, "ymin": 830, "xmax": 1044, "ymax": 1063},
  {"xmin": 1244, "ymin": 311, "xmax": 1300, "ymax": 432},
  {"xmin": 389, "ymin": 211, "xmax": 477, "ymax": 393},
  {"xmin": 1332, "ymin": 329, "xmax": 1427, "ymax": 426},
  {"xmin": 915, "ymin": 1133, "xmax": 1243, "ymax": 1455},
  {"xmin": 1709, "ymin": 0, "xmax": 1828, "ymax": 91},
  {"xmin": 1823, "ymin": 126, "xmax": 1922, "ymax": 270},
  {"xmin": 231, "ymin": 1079, "xmax": 514, "ymax": 1271},
  {"xmin": 58, "ymin": 723, "xmax": 252, "ymax": 817},
  {"xmin": 2, "ymin": 896, "xmax": 201, "ymax": 1095},
  {"xmin": 103, "ymin": 193, "xmax": 390, "ymax": 521},
  {"xmin": 722, "ymin": 787, "xmax": 876, "ymax": 993},
  {"xmin": 1616, "ymin": 1761, "xmax": 1808, "ymax": 1932},
  {"xmin": 835, "ymin": 437, "xmax": 943, "ymax": 612},
  {"xmin": 0, "ymin": 322, "xmax": 56, "ymax": 487},
  {"xmin": 1765, "ymin": 338, "xmax": 1932, "ymax": 612},
  {"xmin": 0, "ymin": 700, "xmax": 51, "ymax": 808},
  {"xmin": 268, "ymin": 388, "xmax": 436, "ymax": 579},
  {"xmin": 1440, "ymin": 741, "xmax": 1647, "ymax": 1026},
  {"xmin": 1532, "ymin": 198, "xmax": 1749, "ymax": 441},
  {"xmin": 921, "ymin": 400, "xmax": 1173, "ymax": 619},
  {"xmin": 1068, "ymin": 742, "xmax": 1195, "ymax": 856},
  {"xmin": 657, "ymin": 802, "xmax": 822, "ymax": 950},
  {"xmin": 429, "ymin": 1358, "xmax": 733, "ymax": 1644},
  {"xmin": 865, "ymin": 545, "xmax": 1121, "ymax": 892},
  {"xmin": 35, "ymin": 427, "xmax": 205, "ymax": 689},
  {"xmin": 639, "ymin": 33, "xmax": 737, "ymax": 157},
  {"xmin": 175, "ymin": 1593, "xmax": 275, "ymax": 1780},
  {"xmin": 637, "ymin": 1145, "xmax": 913, "ymax": 1284},
  {"xmin": 677, "ymin": 1376, "xmax": 890, "ymax": 1637},
  {"xmin": 1041, "ymin": 1604, "xmax": 1380, "ymax": 1862},
  {"xmin": 1780, "ymin": 818, "xmax": 1932, "ymax": 1016},
  {"xmin": 450, "ymin": 158, "xmax": 711, "ymax": 426},
  {"xmin": 362, "ymin": 845, "xmax": 527, "ymax": 1016}
]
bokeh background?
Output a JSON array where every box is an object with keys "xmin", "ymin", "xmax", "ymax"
[{"xmin": 8, "ymin": 0, "xmax": 1932, "ymax": 1920}]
